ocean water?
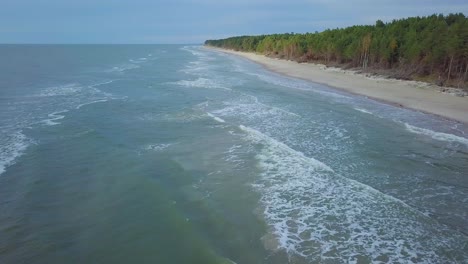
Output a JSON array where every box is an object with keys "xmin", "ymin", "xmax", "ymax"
[{"xmin": 0, "ymin": 45, "xmax": 467, "ymax": 264}]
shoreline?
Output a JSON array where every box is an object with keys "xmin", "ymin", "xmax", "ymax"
[{"xmin": 205, "ymin": 46, "xmax": 468, "ymax": 125}]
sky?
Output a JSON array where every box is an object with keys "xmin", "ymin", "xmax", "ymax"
[{"xmin": 1, "ymin": 0, "xmax": 467, "ymax": 44}]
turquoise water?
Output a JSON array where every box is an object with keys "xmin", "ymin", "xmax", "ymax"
[{"xmin": 0, "ymin": 45, "xmax": 467, "ymax": 263}]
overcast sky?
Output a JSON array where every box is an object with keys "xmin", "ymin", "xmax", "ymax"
[{"xmin": 1, "ymin": 0, "xmax": 467, "ymax": 44}]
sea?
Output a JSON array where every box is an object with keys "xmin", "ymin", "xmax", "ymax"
[{"xmin": 0, "ymin": 45, "xmax": 467, "ymax": 264}]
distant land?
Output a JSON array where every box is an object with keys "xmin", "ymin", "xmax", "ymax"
[{"xmin": 205, "ymin": 13, "xmax": 468, "ymax": 90}]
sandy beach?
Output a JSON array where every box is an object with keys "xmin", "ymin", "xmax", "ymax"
[{"xmin": 206, "ymin": 47, "xmax": 468, "ymax": 124}]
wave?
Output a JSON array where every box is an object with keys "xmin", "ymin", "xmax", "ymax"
[
  {"xmin": 181, "ymin": 46, "xmax": 215, "ymax": 61},
  {"xmin": 239, "ymin": 124, "xmax": 467, "ymax": 262},
  {"xmin": 130, "ymin": 57, "xmax": 149, "ymax": 64},
  {"xmin": 144, "ymin": 143, "xmax": 172, "ymax": 151},
  {"xmin": 1, "ymin": 77, "xmax": 120, "ymax": 176},
  {"xmin": 405, "ymin": 123, "xmax": 468, "ymax": 146},
  {"xmin": 2, "ymin": 79, "xmax": 126, "ymax": 183},
  {"xmin": 207, "ymin": 112, "xmax": 226, "ymax": 123},
  {"xmin": 168, "ymin": 78, "xmax": 231, "ymax": 91},
  {"xmin": 0, "ymin": 131, "xmax": 32, "ymax": 176},
  {"xmin": 107, "ymin": 64, "xmax": 140, "ymax": 73},
  {"xmin": 42, "ymin": 110, "xmax": 69, "ymax": 126},
  {"xmin": 181, "ymin": 46, "xmax": 205, "ymax": 57},
  {"xmin": 222, "ymin": 144, "xmax": 246, "ymax": 167},
  {"xmin": 162, "ymin": 111, "xmax": 205, "ymax": 123},
  {"xmin": 29, "ymin": 80, "xmax": 120, "ymax": 128},
  {"xmin": 89, "ymin": 80, "xmax": 115, "ymax": 88},
  {"xmin": 38, "ymin": 83, "xmax": 82, "ymax": 97},
  {"xmin": 180, "ymin": 61, "xmax": 211, "ymax": 76},
  {"xmin": 240, "ymin": 125, "xmax": 332, "ymax": 172},
  {"xmin": 37, "ymin": 80, "xmax": 114, "ymax": 99},
  {"xmin": 211, "ymin": 93, "xmax": 301, "ymax": 120},
  {"xmin": 354, "ymin": 107, "xmax": 374, "ymax": 115},
  {"xmin": 235, "ymin": 66, "xmax": 351, "ymax": 100},
  {"xmin": 76, "ymin": 99, "xmax": 108, "ymax": 110}
]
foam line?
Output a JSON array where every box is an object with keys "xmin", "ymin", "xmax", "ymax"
[
  {"xmin": 169, "ymin": 78, "xmax": 232, "ymax": 91},
  {"xmin": 405, "ymin": 123, "xmax": 468, "ymax": 146},
  {"xmin": 0, "ymin": 131, "xmax": 31, "ymax": 176},
  {"xmin": 207, "ymin": 113, "xmax": 226, "ymax": 123},
  {"xmin": 239, "ymin": 125, "xmax": 332, "ymax": 172},
  {"xmin": 239, "ymin": 124, "xmax": 466, "ymax": 263},
  {"xmin": 89, "ymin": 80, "xmax": 114, "ymax": 88},
  {"xmin": 76, "ymin": 99, "xmax": 108, "ymax": 110},
  {"xmin": 144, "ymin": 143, "xmax": 172, "ymax": 151},
  {"xmin": 38, "ymin": 83, "xmax": 82, "ymax": 97},
  {"xmin": 43, "ymin": 110, "xmax": 69, "ymax": 126},
  {"xmin": 108, "ymin": 64, "xmax": 140, "ymax": 73},
  {"xmin": 354, "ymin": 107, "xmax": 373, "ymax": 115}
]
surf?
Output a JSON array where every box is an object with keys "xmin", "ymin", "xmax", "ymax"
[{"xmin": 238, "ymin": 124, "xmax": 467, "ymax": 263}]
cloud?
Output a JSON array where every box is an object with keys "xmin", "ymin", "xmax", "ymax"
[{"xmin": 0, "ymin": 0, "xmax": 467, "ymax": 43}]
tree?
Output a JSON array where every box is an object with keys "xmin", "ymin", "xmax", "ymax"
[{"xmin": 205, "ymin": 13, "xmax": 468, "ymax": 88}]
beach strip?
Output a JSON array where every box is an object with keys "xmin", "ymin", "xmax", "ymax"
[{"xmin": 206, "ymin": 47, "xmax": 468, "ymax": 124}]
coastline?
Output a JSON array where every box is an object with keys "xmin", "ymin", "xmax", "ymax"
[{"xmin": 205, "ymin": 46, "xmax": 468, "ymax": 125}]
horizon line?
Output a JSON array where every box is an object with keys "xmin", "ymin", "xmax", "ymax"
[{"xmin": 0, "ymin": 43, "xmax": 204, "ymax": 45}]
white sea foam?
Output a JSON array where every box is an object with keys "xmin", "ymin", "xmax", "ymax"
[
  {"xmin": 181, "ymin": 61, "xmax": 211, "ymax": 76},
  {"xmin": 405, "ymin": 123, "xmax": 468, "ymax": 146},
  {"xmin": 181, "ymin": 46, "xmax": 205, "ymax": 57},
  {"xmin": 89, "ymin": 80, "xmax": 115, "ymax": 88},
  {"xmin": 207, "ymin": 112, "xmax": 226, "ymax": 123},
  {"xmin": 181, "ymin": 46, "xmax": 215, "ymax": 61},
  {"xmin": 169, "ymin": 78, "xmax": 231, "ymax": 91},
  {"xmin": 38, "ymin": 83, "xmax": 82, "ymax": 97},
  {"xmin": 76, "ymin": 99, "xmax": 108, "ymax": 110},
  {"xmin": 223, "ymin": 144, "xmax": 246, "ymax": 167},
  {"xmin": 42, "ymin": 110, "xmax": 69, "ymax": 126},
  {"xmin": 162, "ymin": 111, "xmax": 204, "ymax": 123},
  {"xmin": 107, "ymin": 64, "xmax": 140, "ymax": 73},
  {"xmin": 239, "ymin": 124, "xmax": 466, "ymax": 263},
  {"xmin": 129, "ymin": 57, "xmax": 149, "ymax": 64},
  {"xmin": 144, "ymin": 143, "xmax": 172, "ymax": 151},
  {"xmin": 0, "ymin": 131, "xmax": 31, "ymax": 175},
  {"xmin": 236, "ymin": 65, "xmax": 351, "ymax": 100},
  {"xmin": 38, "ymin": 80, "xmax": 114, "ymax": 99},
  {"xmin": 243, "ymin": 93, "xmax": 301, "ymax": 118},
  {"xmin": 1, "ymin": 78, "xmax": 121, "ymax": 176},
  {"xmin": 212, "ymin": 93, "xmax": 301, "ymax": 120},
  {"xmin": 353, "ymin": 107, "xmax": 375, "ymax": 115},
  {"xmin": 33, "ymin": 80, "xmax": 119, "ymax": 128},
  {"xmin": 240, "ymin": 125, "xmax": 333, "ymax": 172}
]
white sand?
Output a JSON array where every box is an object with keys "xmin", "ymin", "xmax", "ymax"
[{"xmin": 207, "ymin": 47, "xmax": 468, "ymax": 124}]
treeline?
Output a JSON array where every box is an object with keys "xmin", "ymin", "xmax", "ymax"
[{"xmin": 205, "ymin": 14, "xmax": 468, "ymax": 88}]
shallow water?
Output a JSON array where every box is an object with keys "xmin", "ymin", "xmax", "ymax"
[{"xmin": 0, "ymin": 45, "xmax": 467, "ymax": 263}]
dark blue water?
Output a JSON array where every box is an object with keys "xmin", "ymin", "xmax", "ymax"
[{"xmin": 0, "ymin": 45, "xmax": 467, "ymax": 263}]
